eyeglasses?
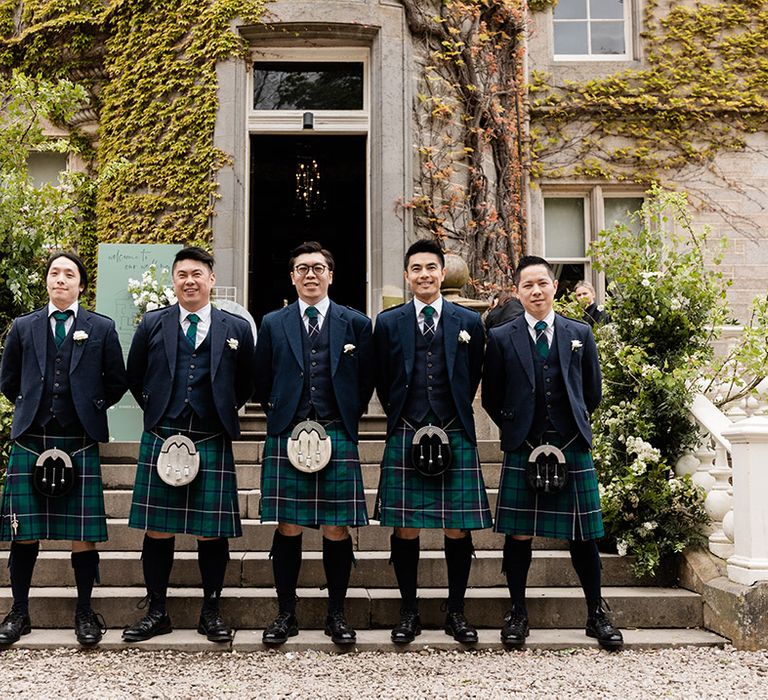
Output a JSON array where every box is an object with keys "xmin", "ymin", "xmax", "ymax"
[{"xmin": 293, "ymin": 263, "xmax": 328, "ymax": 276}]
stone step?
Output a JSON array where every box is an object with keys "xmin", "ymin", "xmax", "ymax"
[
  {"xmin": 6, "ymin": 627, "xmax": 727, "ymax": 652},
  {"xmin": 3, "ymin": 586, "xmax": 703, "ymax": 630},
  {"xmin": 0, "ymin": 550, "xmax": 667, "ymax": 588}
]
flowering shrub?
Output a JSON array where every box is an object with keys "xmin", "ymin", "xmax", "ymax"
[{"xmin": 127, "ymin": 264, "xmax": 176, "ymax": 320}]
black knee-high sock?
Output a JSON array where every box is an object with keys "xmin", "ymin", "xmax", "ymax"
[
  {"xmin": 71, "ymin": 550, "xmax": 100, "ymax": 613},
  {"xmin": 9, "ymin": 541, "xmax": 39, "ymax": 614},
  {"xmin": 323, "ymin": 536, "xmax": 354, "ymax": 614},
  {"xmin": 270, "ymin": 530, "xmax": 302, "ymax": 615},
  {"xmin": 390, "ymin": 534, "xmax": 420, "ymax": 612},
  {"xmin": 502, "ymin": 536, "xmax": 532, "ymax": 612},
  {"xmin": 197, "ymin": 538, "xmax": 229, "ymax": 612},
  {"xmin": 569, "ymin": 539, "xmax": 602, "ymax": 613},
  {"xmin": 444, "ymin": 534, "xmax": 473, "ymax": 613},
  {"xmin": 142, "ymin": 535, "xmax": 175, "ymax": 613}
]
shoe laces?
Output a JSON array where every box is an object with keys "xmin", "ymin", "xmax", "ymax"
[
  {"xmin": 505, "ymin": 603, "xmax": 527, "ymax": 623},
  {"xmin": 2, "ymin": 606, "xmax": 28, "ymax": 625},
  {"xmin": 327, "ymin": 610, "xmax": 349, "ymax": 626},
  {"xmin": 76, "ymin": 609, "xmax": 107, "ymax": 634}
]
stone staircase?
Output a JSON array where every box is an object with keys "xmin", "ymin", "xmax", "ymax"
[{"xmin": 0, "ymin": 408, "xmax": 727, "ymax": 651}]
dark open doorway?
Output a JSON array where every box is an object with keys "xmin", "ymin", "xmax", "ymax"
[{"xmin": 248, "ymin": 135, "xmax": 367, "ymax": 323}]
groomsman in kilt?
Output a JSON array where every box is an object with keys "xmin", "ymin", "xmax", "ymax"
[
  {"xmin": 482, "ymin": 255, "xmax": 623, "ymax": 649},
  {"xmin": 254, "ymin": 241, "xmax": 374, "ymax": 646},
  {"xmin": 123, "ymin": 247, "xmax": 255, "ymax": 643},
  {"xmin": 0, "ymin": 252, "xmax": 128, "ymax": 646},
  {"xmin": 373, "ymin": 239, "xmax": 492, "ymax": 645}
]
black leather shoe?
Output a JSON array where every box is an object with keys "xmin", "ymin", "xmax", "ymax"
[
  {"xmin": 74, "ymin": 609, "xmax": 106, "ymax": 647},
  {"xmin": 262, "ymin": 611, "xmax": 298, "ymax": 645},
  {"xmin": 500, "ymin": 605, "xmax": 529, "ymax": 647},
  {"xmin": 391, "ymin": 608, "xmax": 421, "ymax": 645},
  {"xmin": 122, "ymin": 609, "xmax": 173, "ymax": 642},
  {"xmin": 324, "ymin": 611, "xmax": 356, "ymax": 645},
  {"xmin": 444, "ymin": 611, "xmax": 478, "ymax": 644},
  {"xmin": 586, "ymin": 604, "xmax": 624, "ymax": 650},
  {"xmin": 198, "ymin": 608, "xmax": 233, "ymax": 643},
  {"xmin": 0, "ymin": 607, "xmax": 31, "ymax": 645}
]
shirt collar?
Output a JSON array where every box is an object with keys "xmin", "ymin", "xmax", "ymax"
[
  {"xmin": 299, "ymin": 296, "xmax": 330, "ymax": 319},
  {"xmin": 524, "ymin": 309, "xmax": 555, "ymax": 331},
  {"xmin": 48, "ymin": 300, "xmax": 79, "ymax": 318},
  {"xmin": 179, "ymin": 303, "xmax": 211, "ymax": 323},
  {"xmin": 414, "ymin": 295, "xmax": 443, "ymax": 319}
]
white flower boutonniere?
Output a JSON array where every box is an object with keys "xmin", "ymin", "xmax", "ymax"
[
  {"xmin": 343, "ymin": 344, "xmax": 356, "ymax": 354},
  {"xmin": 73, "ymin": 331, "xmax": 89, "ymax": 344},
  {"xmin": 227, "ymin": 338, "xmax": 239, "ymax": 350},
  {"xmin": 458, "ymin": 330, "xmax": 471, "ymax": 344},
  {"xmin": 571, "ymin": 339, "xmax": 583, "ymax": 351}
]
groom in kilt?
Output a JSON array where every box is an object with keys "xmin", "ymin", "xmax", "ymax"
[
  {"xmin": 0, "ymin": 251, "xmax": 128, "ymax": 646},
  {"xmin": 373, "ymin": 239, "xmax": 492, "ymax": 645},
  {"xmin": 482, "ymin": 255, "xmax": 622, "ymax": 649},
  {"xmin": 254, "ymin": 241, "xmax": 374, "ymax": 646},
  {"xmin": 123, "ymin": 247, "xmax": 255, "ymax": 643}
]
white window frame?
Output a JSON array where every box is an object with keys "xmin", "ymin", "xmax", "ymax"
[{"xmin": 553, "ymin": 0, "xmax": 632, "ymax": 62}]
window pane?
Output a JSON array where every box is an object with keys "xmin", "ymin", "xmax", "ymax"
[
  {"xmin": 545, "ymin": 198, "xmax": 586, "ymax": 258},
  {"xmin": 554, "ymin": 23, "xmax": 589, "ymax": 55},
  {"xmin": 553, "ymin": 263, "xmax": 586, "ymax": 300},
  {"xmin": 590, "ymin": 0, "xmax": 624, "ymax": 19},
  {"xmin": 591, "ymin": 22, "xmax": 625, "ymax": 54},
  {"xmin": 26, "ymin": 151, "xmax": 67, "ymax": 187},
  {"xmin": 253, "ymin": 62, "xmax": 364, "ymax": 110},
  {"xmin": 554, "ymin": 0, "xmax": 588, "ymax": 20},
  {"xmin": 604, "ymin": 197, "xmax": 643, "ymax": 234}
]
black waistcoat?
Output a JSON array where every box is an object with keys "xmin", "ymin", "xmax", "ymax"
[
  {"xmin": 166, "ymin": 327, "xmax": 218, "ymax": 424},
  {"xmin": 402, "ymin": 317, "xmax": 456, "ymax": 424},
  {"xmin": 34, "ymin": 328, "xmax": 80, "ymax": 430},
  {"xmin": 295, "ymin": 316, "xmax": 339, "ymax": 421}
]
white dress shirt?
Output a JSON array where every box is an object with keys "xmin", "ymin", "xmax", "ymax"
[
  {"xmin": 48, "ymin": 300, "xmax": 78, "ymax": 336},
  {"xmin": 298, "ymin": 296, "xmax": 330, "ymax": 333},
  {"xmin": 524, "ymin": 309, "xmax": 556, "ymax": 350},
  {"xmin": 414, "ymin": 296, "xmax": 444, "ymax": 333},
  {"xmin": 179, "ymin": 303, "xmax": 211, "ymax": 348}
]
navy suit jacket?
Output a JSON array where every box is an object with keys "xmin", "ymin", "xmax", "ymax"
[
  {"xmin": 373, "ymin": 300, "xmax": 485, "ymax": 443},
  {"xmin": 127, "ymin": 304, "xmax": 255, "ymax": 440},
  {"xmin": 482, "ymin": 313, "xmax": 602, "ymax": 451},
  {"xmin": 0, "ymin": 306, "xmax": 128, "ymax": 442},
  {"xmin": 253, "ymin": 300, "xmax": 374, "ymax": 442}
]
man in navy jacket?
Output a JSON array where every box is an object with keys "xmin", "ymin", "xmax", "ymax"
[
  {"xmin": 123, "ymin": 247, "xmax": 255, "ymax": 643},
  {"xmin": 0, "ymin": 251, "xmax": 127, "ymax": 646}
]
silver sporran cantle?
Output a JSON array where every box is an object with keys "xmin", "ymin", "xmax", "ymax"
[
  {"xmin": 410, "ymin": 424, "xmax": 452, "ymax": 477},
  {"xmin": 157, "ymin": 434, "xmax": 200, "ymax": 486},
  {"xmin": 525, "ymin": 444, "xmax": 569, "ymax": 494},
  {"xmin": 287, "ymin": 420, "xmax": 332, "ymax": 473},
  {"xmin": 33, "ymin": 447, "xmax": 75, "ymax": 498}
]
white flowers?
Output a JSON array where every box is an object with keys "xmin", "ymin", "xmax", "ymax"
[
  {"xmin": 343, "ymin": 344, "xmax": 356, "ymax": 354},
  {"xmin": 227, "ymin": 338, "xmax": 239, "ymax": 350},
  {"xmin": 458, "ymin": 330, "xmax": 471, "ymax": 344},
  {"xmin": 571, "ymin": 339, "xmax": 583, "ymax": 351},
  {"xmin": 127, "ymin": 264, "xmax": 176, "ymax": 321},
  {"xmin": 72, "ymin": 330, "xmax": 89, "ymax": 344}
]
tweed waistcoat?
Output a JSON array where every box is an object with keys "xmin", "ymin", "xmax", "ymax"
[
  {"xmin": 295, "ymin": 316, "xmax": 339, "ymax": 420},
  {"xmin": 33, "ymin": 330, "xmax": 79, "ymax": 429},
  {"xmin": 166, "ymin": 326, "xmax": 217, "ymax": 422}
]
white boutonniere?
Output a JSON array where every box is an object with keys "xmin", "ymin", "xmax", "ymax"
[
  {"xmin": 458, "ymin": 330, "xmax": 471, "ymax": 344},
  {"xmin": 571, "ymin": 339, "xmax": 583, "ymax": 351},
  {"xmin": 227, "ymin": 338, "xmax": 239, "ymax": 350},
  {"xmin": 343, "ymin": 344, "xmax": 356, "ymax": 354},
  {"xmin": 73, "ymin": 330, "xmax": 89, "ymax": 344}
]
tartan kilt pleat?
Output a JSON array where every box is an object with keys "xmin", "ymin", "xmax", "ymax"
[
  {"xmin": 128, "ymin": 420, "xmax": 241, "ymax": 538},
  {"xmin": 495, "ymin": 441, "xmax": 604, "ymax": 541},
  {"xmin": 0, "ymin": 432, "xmax": 107, "ymax": 542},
  {"xmin": 375, "ymin": 422, "xmax": 492, "ymax": 530},
  {"xmin": 260, "ymin": 422, "xmax": 368, "ymax": 527}
]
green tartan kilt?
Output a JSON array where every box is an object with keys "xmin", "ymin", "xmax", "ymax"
[
  {"xmin": 260, "ymin": 421, "xmax": 368, "ymax": 527},
  {"xmin": 0, "ymin": 431, "xmax": 107, "ymax": 542},
  {"xmin": 495, "ymin": 438, "xmax": 605, "ymax": 541},
  {"xmin": 128, "ymin": 418, "xmax": 241, "ymax": 538},
  {"xmin": 375, "ymin": 420, "xmax": 492, "ymax": 530}
]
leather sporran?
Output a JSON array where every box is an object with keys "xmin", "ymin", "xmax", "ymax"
[
  {"xmin": 33, "ymin": 447, "xmax": 76, "ymax": 498},
  {"xmin": 410, "ymin": 425, "xmax": 452, "ymax": 477},
  {"xmin": 525, "ymin": 444, "xmax": 569, "ymax": 495}
]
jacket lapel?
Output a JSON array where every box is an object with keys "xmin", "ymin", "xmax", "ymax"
[
  {"xmin": 209, "ymin": 306, "xmax": 227, "ymax": 379},
  {"xmin": 69, "ymin": 310, "xmax": 93, "ymax": 372},
  {"xmin": 510, "ymin": 318, "xmax": 536, "ymax": 390},
  {"xmin": 554, "ymin": 315, "xmax": 572, "ymax": 377},
  {"xmin": 162, "ymin": 305, "xmax": 179, "ymax": 376},
  {"xmin": 282, "ymin": 302, "xmax": 305, "ymax": 370},
  {"xmin": 328, "ymin": 302, "xmax": 348, "ymax": 376},
  {"xmin": 397, "ymin": 301, "xmax": 416, "ymax": 380},
  {"xmin": 441, "ymin": 301, "xmax": 459, "ymax": 377},
  {"xmin": 33, "ymin": 309, "xmax": 48, "ymax": 375}
]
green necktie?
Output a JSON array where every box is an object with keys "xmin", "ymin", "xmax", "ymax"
[
  {"xmin": 422, "ymin": 305, "xmax": 436, "ymax": 337},
  {"xmin": 52, "ymin": 310, "xmax": 72, "ymax": 348},
  {"xmin": 534, "ymin": 320, "xmax": 549, "ymax": 359},
  {"xmin": 305, "ymin": 306, "xmax": 320, "ymax": 336},
  {"xmin": 186, "ymin": 313, "xmax": 200, "ymax": 347}
]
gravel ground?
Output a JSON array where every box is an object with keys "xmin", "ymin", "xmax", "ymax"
[{"xmin": 2, "ymin": 646, "xmax": 768, "ymax": 699}]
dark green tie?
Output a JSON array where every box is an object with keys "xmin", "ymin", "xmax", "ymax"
[
  {"xmin": 305, "ymin": 306, "xmax": 320, "ymax": 336},
  {"xmin": 186, "ymin": 313, "xmax": 200, "ymax": 347},
  {"xmin": 422, "ymin": 305, "xmax": 436, "ymax": 337},
  {"xmin": 52, "ymin": 310, "xmax": 72, "ymax": 347},
  {"xmin": 534, "ymin": 320, "xmax": 549, "ymax": 359}
]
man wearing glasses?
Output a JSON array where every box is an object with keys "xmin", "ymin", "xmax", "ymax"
[{"xmin": 254, "ymin": 241, "xmax": 374, "ymax": 646}]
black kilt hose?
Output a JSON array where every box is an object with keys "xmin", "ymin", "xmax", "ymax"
[
  {"xmin": 376, "ymin": 420, "xmax": 492, "ymax": 530},
  {"xmin": 495, "ymin": 437, "xmax": 604, "ymax": 541},
  {"xmin": 128, "ymin": 417, "xmax": 241, "ymax": 538},
  {"xmin": 0, "ymin": 430, "xmax": 107, "ymax": 543},
  {"xmin": 260, "ymin": 421, "xmax": 368, "ymax": 527}
]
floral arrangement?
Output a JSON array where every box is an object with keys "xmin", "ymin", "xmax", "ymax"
[{"xmin": 127, "ymin": 264, "xmax": 176, "ymax": 320}]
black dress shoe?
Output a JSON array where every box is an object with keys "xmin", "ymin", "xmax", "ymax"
[
  {"xmin": 198, "ymin": 608, "xmax": 233, "ymax": 643},
  {"xmin": 74, "ymin": 609, "xmax": 106, "ymax": 647},
  {"xmin": 444, "ymin": 611, "xmax": 478, "ymax": 644},
  {"xmin": 500, "ymin": 605, "xmax": 529, "ymax": 647},
  {"xmin": 391, "ymin": 608, "xmax": 421, "ymax": 645},
  {"xmin": 586, "ymin": 604, "xmax": 624, "ymax": 650},
  {"xmin": 0, "ymin": 607, "xmax": 32, "ymax": 645},
  {"xmin": 324, "ymin": 611, "xmax": 356, "ymax": 645},
  {"xmin": 122, "ymin": 609, "xmax": 173, "ymax": 642},
  {"xmin": 262, "ymin": 611, "xmax": 299, "ymax": 645}
]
